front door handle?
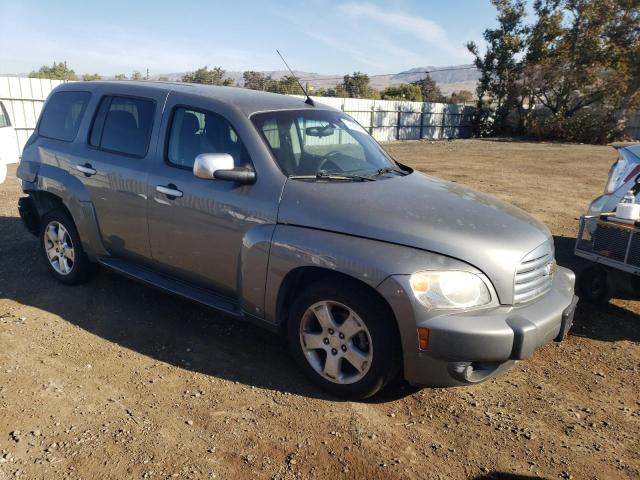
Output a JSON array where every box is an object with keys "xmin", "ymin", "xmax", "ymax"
[
  {"xmin": 76, "ymin": 163, "xmax": 97, "ymax": 176},
  {"xmin": 156, "ymin": 184, "xmax": 183, "ymax": 199}
]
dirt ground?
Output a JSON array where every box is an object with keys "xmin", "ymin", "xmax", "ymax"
[{"xmin": 0, "ymin": 139, "xmax": 638, "ymax": 480}]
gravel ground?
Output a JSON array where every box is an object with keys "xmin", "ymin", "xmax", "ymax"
[{"xmin": 0, "ymin": 139, "xmax": 638, "ymax": 480}]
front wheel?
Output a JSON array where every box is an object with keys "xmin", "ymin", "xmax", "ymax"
[{"xmin": 287, "ymin": 279, "xmax": 401, "ymax": 399}]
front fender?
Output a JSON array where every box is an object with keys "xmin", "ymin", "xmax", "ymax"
[{"xmin": 263, "ymin": 225, "xmax": 477, "ymax": 325}]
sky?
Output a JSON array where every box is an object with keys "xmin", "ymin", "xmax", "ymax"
[{"xmin": 0, "ymin": 0, "xmax": 501, "ymax": 76}]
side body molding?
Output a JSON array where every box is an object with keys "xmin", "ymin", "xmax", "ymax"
[{"xmin": 239, "ymin": 224, "xmax": 276, "ymax": 318}]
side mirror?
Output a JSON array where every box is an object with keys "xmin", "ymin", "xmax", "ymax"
[{"xmin": 193, "ymin": 153, "xmax": 256, "ymax": 184}]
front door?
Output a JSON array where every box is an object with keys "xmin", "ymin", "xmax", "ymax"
[{"xmin": 145, "ymin": 93, "xmax": 276, "ymax": 297}]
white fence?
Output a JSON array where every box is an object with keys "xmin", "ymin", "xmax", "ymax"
[
  {"xmin": 0, "ymin": 77, "xmax": 66, "ymax": 160},
  {"xmin": 299, "ymin": 96, "xmax": 474, "ymax": 142},
  {"xmin": 0, "ymin": 77, "xmax": 474, "ymax": 160}
]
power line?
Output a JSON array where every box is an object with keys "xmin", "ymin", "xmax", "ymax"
[{"xmin": 297, "ymin": 65, "xmax": 478, "ymax": 82}]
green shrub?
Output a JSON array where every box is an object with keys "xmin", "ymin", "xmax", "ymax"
[{"xmin": 529, "ymin": 109, "xmax": 614, "ymax": 144}]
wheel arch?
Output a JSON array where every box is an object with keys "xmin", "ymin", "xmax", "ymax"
[
  {"xmin": 22, "ymin": 188, "xmax": 108, "ymax": 260},
  {"xmin": 275, "ymin": 266, "xmax": 400, "ymax": 344},
  {"xmin": 29, "ymin": 190, "xmax": 71, "ymax": 220}
]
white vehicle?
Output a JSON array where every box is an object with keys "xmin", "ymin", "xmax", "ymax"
[
  {"xmin": 587, "ymin": 143, "xmax": 640, "ymax": 216},
  {"xmin": 0, "ymin": 100, "xmax": 20, "ymax": 184}
]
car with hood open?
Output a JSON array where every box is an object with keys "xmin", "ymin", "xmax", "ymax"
[{"xmin": 16, "ymin": 81, "xmax": 578, "ymax": 399}]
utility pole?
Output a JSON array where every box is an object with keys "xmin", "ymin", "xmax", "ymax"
[{"xmin": 146, "ymin": 68, "xmax": 149, "ymax": 80}]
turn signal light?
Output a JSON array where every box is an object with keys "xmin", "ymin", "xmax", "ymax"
[{"xmin": 418, "ymin": 327, "xmax": 429, "ymax": 350}]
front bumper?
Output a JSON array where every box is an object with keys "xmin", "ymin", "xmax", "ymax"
[{"xmin": 377, "ymin": 266, "xmax": 577, "ymax": 387}]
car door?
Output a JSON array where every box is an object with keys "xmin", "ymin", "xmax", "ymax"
[
  {"xmin": 71, "ymin": 88, "xmax": 168, "ymax": 264},
  {"xmin": 146, "ymin": 92, "xmax": 278, "ymax": 298}
]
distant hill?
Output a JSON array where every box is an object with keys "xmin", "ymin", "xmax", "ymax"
[
  {"xmin": 2, "ymin": 64, "xmax": 480, "ymax": 95},
  {"xmin": 148, "ymin": 64, "xmax": 480, "ymax": 92}
]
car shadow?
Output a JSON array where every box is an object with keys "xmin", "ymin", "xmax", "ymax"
[
  {"xmin": 0, "ymin": 215, "xmax": 416, "ymax": 402},
  {"xmin": 553, "ymin": 235, "xmax": 640, "ymax": 343},
  {"xmin": 3, "ymin": 215, "xmax": 637, "ymax": 401}
]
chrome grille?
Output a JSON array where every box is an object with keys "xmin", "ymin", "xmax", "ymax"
[{"xmin": 514, "ymin": 241, "xmax": 555, "ymax": 304}]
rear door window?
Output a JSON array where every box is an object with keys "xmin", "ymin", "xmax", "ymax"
[
  {"xmin": 38, "ymin": 91, "xmax": 91, "ymax": 141},
  {"xmin": 89, "ymin": 96, "xmax": 155, "ymax": 157}
]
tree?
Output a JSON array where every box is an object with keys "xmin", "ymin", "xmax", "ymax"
[
  {"xmin": 131, "ymin": 71, "xmax": 144, "ymax": 81},
  {"xmin": 450, "ymin": 90, "xmax": 474, "ymax": 104},
  {"xmin": 601, "ymin": 0, "xmax": 640, "ymax": 136},
  {"xmin": 336, "ymin": 72, "xmax": 378, "ymax": 98},
  {"xmin": 82, "ymin": 73, "xmax": 102, "ymax": 81},
  {"xmin": 411, "ymin": 75, "xmax": 447, "ymax": 103},
  {"xmin": 467, "ymin": 0, "xmax": 529, "ymax": 135},
  {"xmin": 29, "ymin": 62, "xmax": 77, "ymax": 80},
  {"xmin": 182, "ymin": 66, "xmax": 234, "ymax": 86},
  {"xmin": 243, "ymin": 71, "xmax": 279, "ymax": 91},
  {"xmin": 526, "ymin": 0, "xmax": 610, "ymax": 117},
  {"xmin": 276, "ymin": 75, "xmax": 306, "ymax": 95},
  {"xmin": 381, "ymin": 84, "xmax": 423, "ymax": 102},
  {"xmin": 114, "ymin": 73, "xmax": 128, "ymax": 80}
]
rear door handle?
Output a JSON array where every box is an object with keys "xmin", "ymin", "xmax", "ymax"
[
  {"xmin": 156, "ymin": 184, "xmax": 183, "ymax": 199},
  {"xmin": 76, "ymin": 163, "xmax": 97, "ymax": 176}
]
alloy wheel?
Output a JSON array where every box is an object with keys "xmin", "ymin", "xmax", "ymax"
[
  {"xmin": 43, "ymin": 221, "xmax": 75, "ymax": 275},
  {"xmin": 299, "ymin": 300, "xmax": 373, "ymax": 384}
]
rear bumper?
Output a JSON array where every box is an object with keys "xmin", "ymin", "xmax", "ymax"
[{"xmin": 377, "ymin": 266, "xmax": 577, "ymax": 387}]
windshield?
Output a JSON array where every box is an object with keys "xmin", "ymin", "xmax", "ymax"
[{"xmin": 251, "ymin": 109, "xmax": 397, "ymax": 177}]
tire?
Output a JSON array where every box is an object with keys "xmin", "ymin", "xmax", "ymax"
[
  {"xmin": 39, "ymin": 209, "xmax": 93, "ymax": 285},
  {"xmin": 287, "ymin": 278, "xmax": 401, "ymax": 400},
  {"xmin": 577, "ymin": 265, "xmax": 611, "ymax": 304}
]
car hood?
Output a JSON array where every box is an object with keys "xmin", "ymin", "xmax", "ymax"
[{"xmin": 278, "ymin": 171, "xmax": 552, "ymax": 304}]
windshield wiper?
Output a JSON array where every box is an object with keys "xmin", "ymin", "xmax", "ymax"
[
  {"xmin": 372, "ymin": 166, "xmax": 408, "ymax": 177},
  {"xmin": 288, "ymin": 171, "xmax": 375, "ymax": 182}
]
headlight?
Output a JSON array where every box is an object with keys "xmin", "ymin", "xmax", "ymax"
[{"xmin": 409, "ymin": 271, "xmax": 492, "ymax": 310}]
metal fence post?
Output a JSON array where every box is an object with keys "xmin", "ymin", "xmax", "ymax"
[
  {"xmin": 419, "ymin": 109, "xmax": 425, "ymax": 140},
  {"xmin": 396, "ymin": 107, "xmax": 401, "ymax": 140},
  {"xmin": 369, "ymin": 106, "xmax": 375, "ymax": 136},
  {"xmin": 339, "ymin": 103, "xmax": 345, "ymax": 144}
]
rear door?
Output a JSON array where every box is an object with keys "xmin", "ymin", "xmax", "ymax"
[{"xmin": 71, "ymin": 87, "xmax": 168, "ymax": 264}]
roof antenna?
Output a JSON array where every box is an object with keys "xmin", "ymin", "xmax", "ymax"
[{"xmin": 276, "ymin": 49, "xmax": 315, "ymax": 107}]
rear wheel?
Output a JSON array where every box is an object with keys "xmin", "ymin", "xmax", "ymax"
[
  {"xmin": 40, "ymin": 210, "xmax": 93, "ymax": 285},
  {"xmin": 287, "ymin": 278, "xmax": 401, "ymax": 399}
]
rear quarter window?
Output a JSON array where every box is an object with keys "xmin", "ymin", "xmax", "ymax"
[{"xmin": 38, "ymin": 91, "xmax": 91, "ymax": 141}]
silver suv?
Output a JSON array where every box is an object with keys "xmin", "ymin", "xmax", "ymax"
[{"xmin": 17, "ymin": 82, "xmax": 577, "ymax": 399}]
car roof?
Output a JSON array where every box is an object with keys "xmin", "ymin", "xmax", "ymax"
[{"xmin": 57, "ymin": 80, "xmax": 332, "ymax": 117}]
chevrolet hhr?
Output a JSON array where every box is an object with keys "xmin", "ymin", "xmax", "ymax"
[{"xmin": 17, "ymin": 82, "xmax": 578, "ymax": 399}]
